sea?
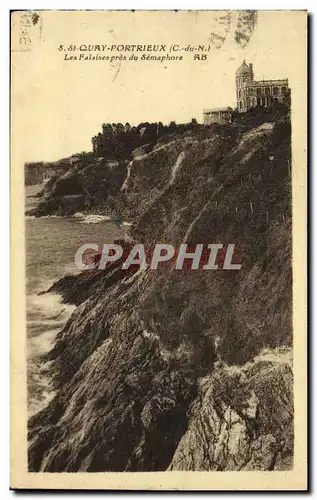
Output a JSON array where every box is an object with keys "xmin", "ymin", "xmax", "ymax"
[{"xmin": 25, "ymin": 184, "xmax": 125, "ymax": 417}]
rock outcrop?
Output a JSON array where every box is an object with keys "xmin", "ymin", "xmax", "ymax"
[
  {"xmin": 169, "ymin": 355, "xmax": 293, "ymax": 471},
  {"xmin": 27, "ymin": 155, "xmax": 127, "ymax": 217}
]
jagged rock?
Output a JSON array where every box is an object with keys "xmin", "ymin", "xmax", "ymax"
[{"xmin": 169, "ymin": 361, "xmax": 293, "ymax": 471}]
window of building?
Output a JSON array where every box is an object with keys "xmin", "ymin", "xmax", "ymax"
[
  {"xmin": 256, "ymin": 87, "xmax": 262, "ymax": 96},
  {"xmin": 248, "ymin": 87, "xmax": 254, "ymax": 96},
  {"xmin": 251, "ymin": 97, "xmax": 256, "ymax": 107},
  {"xmin": 273, "ymin": 86, "xmax": 279, "ymax": 95},
  {"xmin": 238, "ymin": 89, "xmax": 242, "ymax": 99},
  {"xmin": 281, "ymin": 86, "xmax": 287, "ymax": 95},
  {"xmin": 265, "ymin": 87, "xmax": 270, "ymax": 96},
  {"xmin": 239, "ymin": 100, "xmax": 243, "ymax": 110}
]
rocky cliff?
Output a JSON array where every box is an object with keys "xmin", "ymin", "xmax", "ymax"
[{"xmin": 28, "ymin": 119, "xmax": 293, "ymax": 471}]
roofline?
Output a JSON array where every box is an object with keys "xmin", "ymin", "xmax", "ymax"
[
  {"xmin": 203, "ymin": 107, "xmax": 232, "ymax": 113},
  {"xmin": 252, "ymin": 79, "xmax": 289, "ymax": 84}
]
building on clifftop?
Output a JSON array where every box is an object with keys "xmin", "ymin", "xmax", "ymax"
[
  {"xmin": 203, "ymin": 60, "xmax": 290, "ymax": 124},
  {"xmin": 235, "ymin": 60, "xmax": 290, "ymax": 112},
  {"xmin": 203, "ymin": 107, "xmax": 233, "ymax": 125}
]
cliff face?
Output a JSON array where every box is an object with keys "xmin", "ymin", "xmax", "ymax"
[{"xmin": 28, "ymin": 119, "xmax": 293, "ymax": 472}]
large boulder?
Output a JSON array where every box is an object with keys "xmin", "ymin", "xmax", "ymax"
[{"xmin": 51, "ymin": 171, "xmax": 83, "ymax": 197}]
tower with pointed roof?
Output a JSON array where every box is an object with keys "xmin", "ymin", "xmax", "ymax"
[{"xmin": 236, "ymin": 60, "xmax": 254, "ymax": 112}]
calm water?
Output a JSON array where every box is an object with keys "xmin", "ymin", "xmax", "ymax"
[{"xmin": 25, "ymin": 185, "xmax": 124, "ymax": 416}]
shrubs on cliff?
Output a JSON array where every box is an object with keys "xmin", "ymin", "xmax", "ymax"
[
  {"xmin": 232, "ymin": 101, "xmax": 290, "ymax": 126},
  {"xmin": 91, "ymin": 119, "xmax": 199, "ymax": 159}
]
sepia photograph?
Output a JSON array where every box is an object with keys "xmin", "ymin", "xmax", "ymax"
[{"xmin": 10, "ymin": 9, "xmax": 307, "ymax": 490}]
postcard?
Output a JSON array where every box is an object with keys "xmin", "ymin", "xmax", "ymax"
[{"xmin": 11, "ymin": 10, "xmax": 307, "ymax": 490}]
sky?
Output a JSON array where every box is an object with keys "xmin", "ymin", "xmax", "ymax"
[{"xmin": 11, "ymin": 10, "xmax": 306, "ymax": 162}]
